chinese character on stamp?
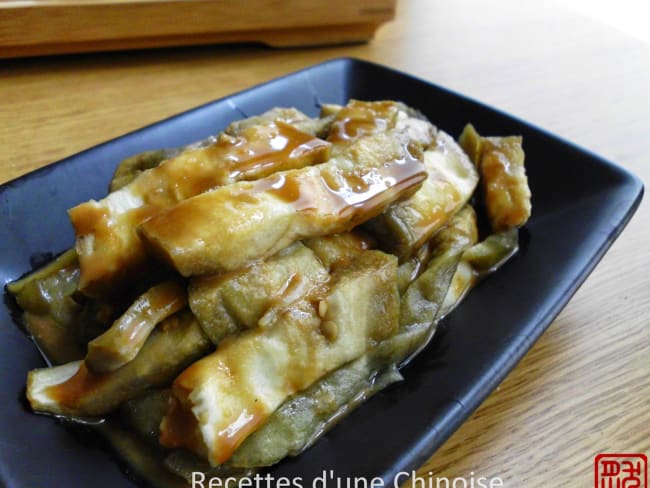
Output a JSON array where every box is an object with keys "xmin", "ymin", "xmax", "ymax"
[{"xmin": 595, "ymin": 453, "xmax": 648, "ymax": 488}]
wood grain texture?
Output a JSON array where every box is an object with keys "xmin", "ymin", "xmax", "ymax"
[
  {"xmin": 0, "ymin": 0, "xmax": 394, "ymax": 56},
  {"xmin": 0, "ymin": 0, "xmax": 648, "ymax": 486}
]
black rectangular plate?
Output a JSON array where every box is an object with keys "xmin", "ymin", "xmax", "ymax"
[{"xmin": 0, "ymin": 58, "xmax": 643, "ymax": 487}]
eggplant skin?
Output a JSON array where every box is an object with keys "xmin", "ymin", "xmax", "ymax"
[{"xmin": 400, "ymin": 206, "xmax": 478, "ymax": 328}]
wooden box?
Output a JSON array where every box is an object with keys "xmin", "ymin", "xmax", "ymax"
[{"xmin": 0, "ymin": 0, "xmax": 396, "ymax": 58}]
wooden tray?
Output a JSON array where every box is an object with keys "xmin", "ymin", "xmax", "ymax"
[{"xmin": 0, "ymin": 0, "xmax": 395, "ymax": 58}]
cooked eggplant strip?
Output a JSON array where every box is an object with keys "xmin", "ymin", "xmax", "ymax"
[
  {"xmin": 11, "ymin": 256, "xmax": 80, "ymax": 327},
  {"xmin": 463, "ymin": 229, "xmax": 519, "ymax": 274},
  {"xmin": 400, "ymin": 206, "xmax": 478, "ymax": 328},
  {"xmin": 459, "ymin": 124, "xmax": 531, "ymax": 231},
  {"xmin": 159, "ymin": 251, "xmax": 399, "ymax": 466},
  {"xmin": 111, "ymin": 106, "xmax": 310, "ymax": 193},
  {"xmin": 8, "ymin": 250, "xmax": 85, "ymax": 364},
  {"xmin": 319, "ymin": 103, "xmax": 343, "ymax": 118},
  {"xmin": 8, "ymin": 248, "xmax": 133, "ymax": 366},
  {"xmin": 85, "ymin": 281, "xmax": 187, "ymax": 373},
  {"xmin": 228, "ymin": 324, "xmax": 425, "ymax": 468},
  {"xmin": 20, "ymin": 313, "xmax": 85, "ymax": 366},
  {"xmin": 365, "ymin": 131, "xmax": 478, "ymax": 260},
  {"xmin": 7, "ymin": 248, "xmax": 77, "ymax": 296},
  {"xmin": 26, "ymin": 310, "xmax": 211, "ymax": 417},
  {"xmin": 189, "ymin": 233, "xmax": 374, "ymax": 344},
  {"xmin": 69, "ymin": 121, "xmax": 331, "ymax": 296},
  {"xmin": 327, "ymin": 100, "xmax": 402, "ymax": 145},
  {"xmin": 140, "ymin": 130, "xmax": 426, "ymax": 277},
  {"xmin": 189, "ymin": 243, "xmax": 329, "ymax": 344},
  {"xmin": 224, "ymin": 107, "xmax": 309, "ymax": 136}
]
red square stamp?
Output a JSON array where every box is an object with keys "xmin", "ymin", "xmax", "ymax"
[{"xmin": 595, "ymin": 453, "xmax": 648, "ymax": 488}]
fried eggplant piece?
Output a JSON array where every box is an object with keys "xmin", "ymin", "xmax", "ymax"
[
  {"xmin": 463, "ymin": 229, "xmax": 519, "ymax": 274},
  {"xmin": 189, "ymin": 243, "xmax": 329, "ymax": 344},
  {"xmin": 69, "ymin": 120, "xmax": 331, "ymax": 296},
  {"xmin": 158, "ymin": 251, "xmax": 399, "ymax": 466},
  {"xmin": 365, "ymin": 130, "xmax": 478, "ymax": 259},
  {"xmin": 439, "ymin": 229, "xmax": 520, "ymax": 316},
  {"xmin": 459, "ymin": 124, "xmax": 531, "ymax": 231},
  {"xmin": 327, "ymin": 100, "xmax": 402, "ymax": 144},
  {"xmin": 139, "ymin": 130, "xmax": 426, "ymax": 277},
  {"xmin": 229, "ymin": 323, "xmax": 425, "ymax": 468},
  {"xmin": 319, "ymin": 103, "xmax": 343, "ymax": 117},
  {"xmin": 26, "ymin": 310, "xmax": 211, "ymax": 417},
  {"xmin": 400, "ymin": 206, "xmax": 478, "ymax": 328},
  {"xmin": 224, "ymin": 108, "xmax": 306, "ymax": 135},
  {"xmin": 8, "ymin": 249, "xmax": 85, "ymax": 365},
  {"xmin": 7, "ymin": 248, "xmax": 77, "ymax": 297},
  {"xmin": 85, "ymin": 280, "xmax": 187, "ymax": 373},
  {"xmin": 110, "ymin": 108, "xmax": 328, "ymax": 193}
]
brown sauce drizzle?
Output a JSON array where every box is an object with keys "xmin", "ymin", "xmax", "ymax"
[
  {"xmin": 136, "ymin": 121, "xmax": 329, "ymax": 207},
  {"xmin": 68, "ymin": 204, "xmax": 110, "ymax": 237},
  {"xmin": 213, "ymin": 405, "xmax": 266, "ymax": 465},
  {"xmin": 265, "ymin": 144, "xmax": 427, "ymax": 227},
  {"xmin": 327, "ymin": 100, "xmax": 400, "ymax": 144}
]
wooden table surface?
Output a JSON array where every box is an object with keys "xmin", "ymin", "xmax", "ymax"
[{"xmin": 1, "ymin": 0, "xmax": 648, "ymax": 486}]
